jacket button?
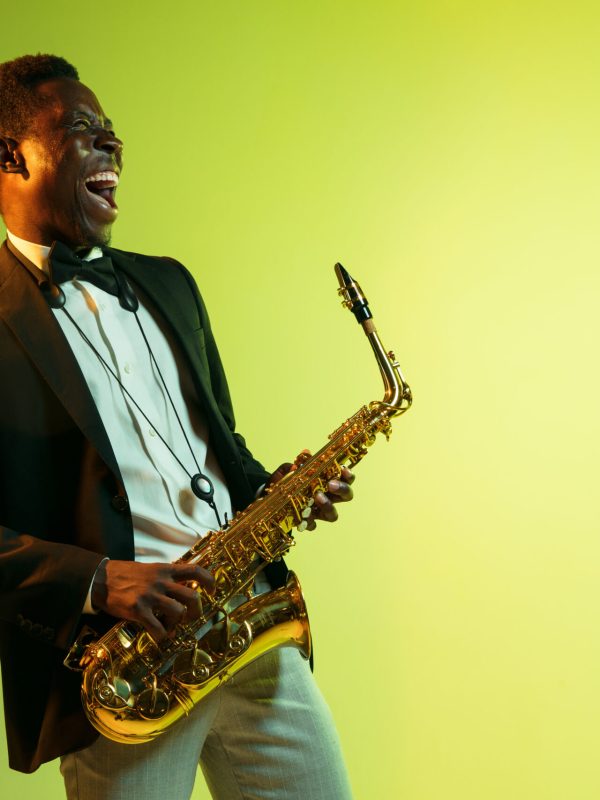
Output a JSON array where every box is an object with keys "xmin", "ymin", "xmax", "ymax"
[
  {"xmin": 42, "ymin": 627, "xmax": 55, "ymax": 642},
  {"xmin": 111, "ymin": 494, "xmax": 129, "ymax": 512}
]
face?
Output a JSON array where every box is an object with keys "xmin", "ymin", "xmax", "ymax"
[{"xmin": 9, "ymin": 77, "xmax": 123, "ymax": 250}]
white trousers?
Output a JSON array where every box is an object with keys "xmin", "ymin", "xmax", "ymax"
[{"xmin": 60, "ymin": 646, "xmax": 353, "ymax": 800}]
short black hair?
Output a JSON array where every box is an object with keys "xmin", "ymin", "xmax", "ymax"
[{"xmin": 0, "ymin": 54, "xmax": 79, "ymax": 138}]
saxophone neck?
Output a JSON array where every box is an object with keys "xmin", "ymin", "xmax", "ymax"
[
  {"xmin": 365, "ymin": 324, "xmax": 412, "ymax": 414},
  {"xmin": 335, "ymin": 262, "xmax": 412, "ymax": 416}
]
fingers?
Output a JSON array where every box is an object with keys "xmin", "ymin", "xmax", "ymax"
[
  {"xmin": 138, "ymin": 596, "xmax": 186, "ymax": 641},
  {"xmin": 268, "ymin": 451, "xmax": 314, "ymax": 488},
  {"xmin": 139, "ymin": 586, "xmax": 199, "ymax": 642},
  {"xmin": 294, "ymin": 449, "xmax": 312, "ymax": 468},
  {"xmin": 97, "ymin": 560, "xmax": 215, "ymax": 640},
  {"xmin": 308, "ymin": 468, "xmax": 355, "ymax": 524},
  {"xmin": 137, "ymin": 608, "xmax": 167, "ymax": 642},
  {"xmin": 268, "ymin": 462, "xmax": 294, "ymax": 486},
  {"xmin": 150, "ymin": 566, "xmax": 214, "ymax": 634},
  {"xmin": 326, "ymin": 478, "xmax": 354, "ymax": 502},
  {"xmin": 163, "ymin": 581, "xmax": 206, "ymax": 620},
  {"xmin": 340, "ymin": 466, "xmax": 355, "ymax": 485},
  {"xmin": 313, "ymin": 491, "xmax": 339, "ymax": 522},
  {"xmin": 170, "ymin": 563, "xmax": 215, "ymax": 592}
]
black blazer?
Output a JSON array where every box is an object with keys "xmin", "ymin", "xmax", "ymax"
[{"xmin": 0, "ymin": 241, "xmax": 283, "ymax": 773}]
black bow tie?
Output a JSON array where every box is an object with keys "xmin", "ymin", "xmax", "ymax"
[{"xmin": 49, "ymin": 240, "xmax": 119, "ymax": 297}]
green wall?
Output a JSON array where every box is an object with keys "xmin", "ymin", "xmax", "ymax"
[{"xmin": 2, "ymin": 2, "xmax": 600, "ymax": 798}]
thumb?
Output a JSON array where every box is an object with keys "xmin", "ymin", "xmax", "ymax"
[{"xmin": 268, "ymin": 462, "xmax": 294, "ymax": 486}]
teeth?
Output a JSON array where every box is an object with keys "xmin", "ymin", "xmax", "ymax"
[{"xmin": 85, "ymin": 171, "xmax": 119, "ymax": 187}]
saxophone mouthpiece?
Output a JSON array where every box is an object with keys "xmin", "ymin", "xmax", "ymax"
[{"xmin": 334, "ymin": 262, "xmax": 373, "ymax": 325}]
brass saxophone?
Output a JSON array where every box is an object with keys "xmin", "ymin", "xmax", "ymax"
[{"xmin": 67, "ymin": 263, "xmax": 412, "ymax": 744}]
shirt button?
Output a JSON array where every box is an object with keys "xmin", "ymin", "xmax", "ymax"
[
  {"xmin": 149, "ymin": 428, "xmax": 157, "ymax": 437},
  {"xmin": 124, "ymin": 363, "xmax": 132, "ymax": 374}
]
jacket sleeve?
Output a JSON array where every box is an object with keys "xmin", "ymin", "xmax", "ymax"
[
  {"xmin": 0, "ymin": 526, "xmax": 104, "ymax": 650},
  {"xmin": 172, "ymin": 260, "xmax": 271, "ymax": 496}
]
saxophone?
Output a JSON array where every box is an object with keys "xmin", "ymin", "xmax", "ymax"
[{"xmin": 66, "ymin": 263, "xmax": 412, "ymax": 744}]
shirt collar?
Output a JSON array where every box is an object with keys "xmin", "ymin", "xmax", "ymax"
[{"xmin": 6, "ymin": 229, "xmax": 104, "ymax": 275}]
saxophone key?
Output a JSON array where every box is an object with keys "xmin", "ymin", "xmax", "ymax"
[
  {"xmin": 227, "ymin": 634, "xmax": 246, "ymax": 654},
  {"xmin": 136, "ymin": 686, "xmax": 170, "ymax": 720},
  {"xmin": 173, "ymin": 646, "xmax": 214, "ymax": 688},
  {"xmin": 92, "ymin": 670, "xmax": 130, "ymax": 710}
]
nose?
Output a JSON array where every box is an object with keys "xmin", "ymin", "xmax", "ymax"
[{"xmin": 94, "ymin": 128, "xmax": 124, "ymax": 159}]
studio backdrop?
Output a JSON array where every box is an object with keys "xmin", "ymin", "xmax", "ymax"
[{"xmin": 2, "ymin": 2, "xmax": 600, "ymax": 798}]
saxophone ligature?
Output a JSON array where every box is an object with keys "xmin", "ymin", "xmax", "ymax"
[{"xmin": 66, "ymin": 263, "xmax": 412, "ymax": 743}]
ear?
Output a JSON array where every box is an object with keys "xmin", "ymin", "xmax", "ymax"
[{"xmin": 0, "ymin": 136, "xmax": 26, "ymax": 174}]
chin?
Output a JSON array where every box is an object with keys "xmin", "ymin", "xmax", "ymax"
[
  {"xmin": 68, "ymin": 223, "xmax": 113, "ymax": 252},
  {"xmin": 87, "ymin": 228, "xmax": 113, "ymax": 248}
]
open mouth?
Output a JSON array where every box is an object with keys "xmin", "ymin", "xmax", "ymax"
[{"xmin": 84, "ymin": 170, "xmax": 119, "ymax": 210}]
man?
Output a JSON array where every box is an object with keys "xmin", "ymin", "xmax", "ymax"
[{"xmin": 0, "ymin": 54, "xmax": 353, "ymax": 798}]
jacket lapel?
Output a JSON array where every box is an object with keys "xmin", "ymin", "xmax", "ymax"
[
  {"xmin": 108, "ymin": 248, "xmax": 216, "ymax": 413},
  {"xmin": 108, "ymin": 248, "xmax": 248, "ymax": 500},
  {"xmin": 0, "ymin": 241, "xmax": 234, "ymax": 494},
  {"xmin": 0, "ymin": 242, "xmax": 121, "ymax": 478}
]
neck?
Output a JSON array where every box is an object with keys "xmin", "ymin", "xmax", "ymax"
[
  {"xmin": 3, "ymin": 216, "xmax": 108, "ymax": 253},
  {"xmin": 6, "ymin": 229, "xmax": 104, "ymax": 273}
]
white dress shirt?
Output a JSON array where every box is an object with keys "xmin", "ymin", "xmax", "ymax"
[{"xmin": 7, "ymin": 231, "xmax": 234, "ymax": 610}]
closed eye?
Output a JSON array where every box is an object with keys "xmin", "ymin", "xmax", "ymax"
[{"xmin": 74, "ymin": 119, "xmax": 116, "ymax": 136}]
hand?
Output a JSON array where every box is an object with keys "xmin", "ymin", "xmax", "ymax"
[
  {"xmin": 268, "ymin": 455, "xmax": 355, "ymax": 531},
  {"xmin": 309, "ymin": 465, "xmax": 355, "ymax": 528},
  {"xmin": 91, "ymin": 560, "xmax": 215, "ymax": 641}
]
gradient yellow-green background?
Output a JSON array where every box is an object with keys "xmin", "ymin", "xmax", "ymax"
[{"xmin": 2, "ymin": 2, "xmax": 600, "ymax": 798}]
